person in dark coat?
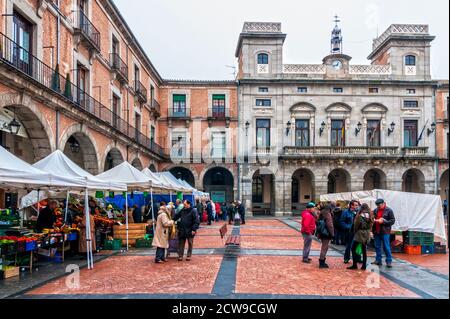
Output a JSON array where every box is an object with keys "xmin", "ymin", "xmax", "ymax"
[
  {"xmin": 236, "ymin": 201, "xmax": 246, "ymax": 225},
  {"xmin": 340, "ymin": 200, "xmax": 360, "ymax": 263},
  {"xmin": 36, "ymin": 200, "xmax": 58, "ymax": 233},
  {"xmin": 372, "ymin": 199, "xmax": 396, "ymax": 268},
  {"xmin": 132, "ymin": 204, "xmax": 142, "ymax": 223},
  {"xmin": 332, "ymin": 203, "xmax": 343, "ymax": 245},
  {"xmin": 173, "ymin": 200, "xmax": 200, "ymax": 261},
  {"xmin": 206, "ymin": 200, "xmax": 213, "ymax": 225},
  {"xmin": 317, "ymin": 205, "xmax": 335, "ymax": 269},
  {"xmin": 348, "ymin": 204, "xmax": 374, "ymax": 270}
]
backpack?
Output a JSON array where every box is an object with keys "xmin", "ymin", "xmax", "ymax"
[{"xmin": 316, "ymin": 219, "xmax": 330, "ymax": 238}]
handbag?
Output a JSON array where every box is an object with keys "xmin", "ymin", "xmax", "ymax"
[{"xmin": 355, "ymin": 243, "xmax": 363, "ymax": 256}]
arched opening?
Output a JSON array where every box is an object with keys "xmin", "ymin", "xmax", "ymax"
[
  {"xmin": 291, "ymin": 169, "xmax": 315, "ymax": 215},
  {"xmin": 131, "ymin": 158, "xmax": 143, "ymax": 171},
  {"xmin": 1, "ymin": 106, "xmax": 52, "ymax": 163},
  {"xmin": 63, "ymin": 132, "xmax": 99, "ymax": 175},
  {"xmin": 252, "ymin": 169, "xmax": 275, "ymax": 216},
  {"xmin": 402, "ymin": 169, "xmax": 425, "ymax": 193},
  {"xmin": 149, "ymin": 164, "xmax": 157, "ymax": 173},
  {"xmin": 439, "ymin": 169, "xmax": 449, "ymax": 201},
  {"xmin": 169, "ymin": 167, "xmax": 195, "ymax": 188},
  {"xmin": 363, "ymin": 169, "xmax": 387, "ymax": 190},
  {"xmin": 327, "ymin": 169, "xmax": 351, "ymax": 194},
  {"xmin": 203, "ymin": 167, "xmax": 234, "ymax": 204},
  {"xmin": 104, "ymin": 148, "xmax": 124, "ymax": 172}
]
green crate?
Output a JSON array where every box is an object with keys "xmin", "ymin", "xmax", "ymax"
[
  {"xmin": 403, "ymin": 231, "xmax": 434, "ymax": 246},
  {"xmin": 104, "ymin": 239, "xmax": 122, "ymax": 250},
  {"xmin": 135, "ymin": 238, "xmax": 153, "ymax": 249}
]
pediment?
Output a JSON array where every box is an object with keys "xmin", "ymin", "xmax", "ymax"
[
  {"xmin": 361, "ymin": 103, "xmax": 388, "ymax": 114},
  {"xmin": 290, "ymin": 103, "xmax": 316, "ymax": 114},
  {"xmin": 325, "ymin": 103, "xmax": 352, "ymax": 113}
]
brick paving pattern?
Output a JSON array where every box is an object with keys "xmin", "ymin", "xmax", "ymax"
[{"xmin": 19, "ymin": 218, "xmax": 448, "ymax": 299}]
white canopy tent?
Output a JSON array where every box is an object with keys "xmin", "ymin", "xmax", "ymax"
[
  {"xmin": 141, "ymin": 168, "xmax": 170, "ymax": 191},
  {"xmin": 320, "ymin": 189, "xmax": 447, "ymax": 243},
  {"xmin": 97, "ymin": 162, "xmax": 170, "ymax": 249}
]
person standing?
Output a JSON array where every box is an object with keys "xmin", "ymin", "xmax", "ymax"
[
  {"xmin": 76, "ymin": 210, "xmax": 96, "ymax": 258},
  {"xmin": 347, "ymin": 204, "xmax": 374, "ymax": 270},
  {"xmin": 175, "ymin": 199, "xmax": 184, "ymax": 214},
  {"xmin": 196, "ymin": 199, "xmax": 203, "ymax": 220},
  {"xmin": 372, "ymin": 199, "xmax": 396, "ymax": 268},
  {"xmin": 206, "ymin": 200, "xmax": 213, "ymax": 226},
  {"xmin": 301, "ymin": 202, "xmax": 317, "ymax": 263},
  {"xmin": 36, "ymin": 200, "xmax": 58, "ymax": 233},
  {"xmin": 132, "ymin": 204, "xmax": 142, "ymax": 224},
  {"xmin": 340, "ymin": 200, "xmax": 360, "ymax": 263},
  {"xmin": 332, "ymin": 203, "xmax": 343, "ymax": 245},
  {"xmin": 215, "ymin": 201, "xmax": 222, "ymax": 221},
  {"xmin": 153, "ymin": 205, "xmax": 174, "ymax": 263},
  {"xmin": 317, "ymin": 205, "xmax": 335, "ymax": 269},
  {"xmin": 227, "ymin": 202, "xmax": 235, "ymax": 225},
  {"xmin": 237, "ymin": 201, "xmax": 246, "ymax": 225},
  {"xmin": 173, "ymin": 200, "xmax": 200, "ymax": 261}
]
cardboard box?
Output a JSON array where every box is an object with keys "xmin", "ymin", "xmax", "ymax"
[{"xmin": 0, "ymin": 266, "xmax": 19, "ymax": 280}]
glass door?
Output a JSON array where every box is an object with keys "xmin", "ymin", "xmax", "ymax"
[{"xmin": 13, "ymin": 12, "xmax": 33, "ymax": 75}]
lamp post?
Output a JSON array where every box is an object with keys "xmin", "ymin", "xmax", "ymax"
[
  {"xmin": 388, "ymin": 122, "xmax": 396, "ymax": 136},
  {"xmin": 319, "ymin": 122, "xmax": 326, "ymax": 136},
  {"xmin": 355, "ymin": 122, "xmax": 362, "ymax": 136}
]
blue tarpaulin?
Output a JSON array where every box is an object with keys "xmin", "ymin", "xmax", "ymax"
[{"xmin": 105, "ymin": 193, "xmax": 196, "ymax": 210}]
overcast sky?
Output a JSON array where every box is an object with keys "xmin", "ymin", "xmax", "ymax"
[{"xmin": 114, "ymin": 0, "xmax": 449, "ymax": 81}]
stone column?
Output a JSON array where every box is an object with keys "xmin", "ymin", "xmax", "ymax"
[
  {"xmin": 241, "ymin": 177, "xmax": 253, "ymax": 217},
  {"xmin": 425, "ymin": 181, "xmax": 437, "ymax": 195},
  {"xmin": 386, "ymin": 180, "xmax": 402, "ymax": 192},
  {"xmin": 351, "ymin": 179, "xmax": 365, "ymax": 192},
  {"xmin": 315, "ymin": 180, "xmax": 329, "ymax": 203},
  {"xmin": 274, "ymin": 178, "xmax": 291, "ymax": 217}
]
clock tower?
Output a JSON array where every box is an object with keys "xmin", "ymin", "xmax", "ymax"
[{"xmin": 323, "ymin": 15, "xmax": 352, "ymax": 78}]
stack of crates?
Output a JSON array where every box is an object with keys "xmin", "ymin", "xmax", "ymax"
[
  {"xmin": 402, "ymin": 231, "xmax": 435, "ymax": 255},
  {"xmin": 103, "ymin": 239, "xmax": 123, "ymax": 251}
]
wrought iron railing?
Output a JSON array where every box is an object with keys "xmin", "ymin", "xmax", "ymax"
[
  {"xmin": 151, "ymin": 98, "xmax": 161, "ymax": 115},
  {"xmin": 73, "ymin": 10, "xmax": 101, "ymax": 51},
  {"xmin": 0, "ymin": 32, "xmax": 166, "ymax": 158},
  {"xmin": 109, "ymin": 53, "xmax": 128, "ymax": 82},
  {"xmin": 134, "ymin": 80, "xmax": 148, "ymax": 103},
  {"xmin": 168, "ymin": 107, "xmax": 191, "ymax": 118},
  {"xmin": 208, "ymin": 106, "xmax": 229, "ymax": 119}
]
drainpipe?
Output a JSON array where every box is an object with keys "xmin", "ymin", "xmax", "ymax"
[
  {"xmin": 57, "ymin": 0, "xmax": 61, "ymax": 64},
  {"xmin": 56, "ymin": 110, "xmax": 59, "ymax": 150},
  {"xmin": 236, "ymin": 81, "xmax": 241, "ymax": 201},
  {"xmin": 433, "ymin": 85, "xmax": 439, "ymax": 195}
]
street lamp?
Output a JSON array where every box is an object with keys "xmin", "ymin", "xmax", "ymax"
[
  {"xmin": 355, "ymin": 122, "xmax": 362, "ymax": 136},
  {"xmin": 286, "ymin": 121, "xmax": 292, "ymax": 136},
  {"xmin": 68, "ymin": 136, "xmax": 80, "ymax": 153},
  {"xmin": 319, "ymin": 122, "xmax": 326, "ymax": 136},
  {"xmin": 427, "ymin": 122, "xmax": 436, "ymax": 136},
  {"xmin": 245, "ymin": 121, "xmax": 250, "ymax": 136},
  {"xmin": 8, "ymin": 118, "xmax": 21, "ymax": 135},
  {"xmin": 388, "ymin": 122, "xmax": 396, "ymax": 136}
]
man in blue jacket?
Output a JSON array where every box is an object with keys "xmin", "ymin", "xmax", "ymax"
[{"xmin": 340, "ymin": 200, "xmax": 360, "ymax": 263}]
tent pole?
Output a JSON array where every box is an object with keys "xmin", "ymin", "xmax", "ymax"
[
  {"xmin": 84, "ymin": 189, "xmax": 91, "ymax": 269},
  {"xmin": 64, "ymin": 190, "xmax": 69, "ymax": 223},
  {"xmin": 125, "ymin": 189, "xmax": 129, "ymax": 251},
  {"xmin": 150, "ymin": 187, "xmax": 155, "ymax": 234},
  {"xmin": 170, "ymin": 191, "xmax": 172, "ymax": 204}
]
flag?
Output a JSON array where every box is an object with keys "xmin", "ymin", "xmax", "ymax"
[{"xmin": 416, "ymin": 120, "xmax": 429, "ymax": 146}]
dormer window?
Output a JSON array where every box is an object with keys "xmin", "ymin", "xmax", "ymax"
[
  {"xmin": 405, "ymin": 55, "xmax": 416, "ymax": 66},
  {"xmin": 257, "ymin": 53, "xmax": 269, "ymax": 65}
]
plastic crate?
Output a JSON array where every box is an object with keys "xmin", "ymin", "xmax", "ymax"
[
  {"xmin": 66, "ymin": 233, "xmax": 78, "ymax": 242},
  {"xmin": 402, "ymin": 231, "xmax": 434, "ymax": 246},
  {"xmin": 404, "ymin": 245, "xmax": 422, "ymax": 255},
  {"xmin": 135, "ymin": 238, "xmax": 153, "ymax": 249},
  {"xmin": 104, "ymin": 239, "xmax": 122, "ymax": 250},
  {"xmin": 421, "ymin": 245, "xmax": 435, "ymax": 254}
]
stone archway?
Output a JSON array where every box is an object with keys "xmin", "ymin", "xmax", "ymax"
[
  {"xmin": 62, "ymin": 132, "xmax": 99, "ymax": 175},
  {"xmin": 131, "ymin": 158, "xmax": 143, "ymax": 171},
  {"xmin": 291, "ymin": 169, "xmax": 315, "ymax": 214},
  {"xmin": 363, "ymin": 168, "xmax": 387, "ymax": 190},
  {"xmin": 203, "ymin": 167, "xmax": 234, "ymax": 204},
  {"xmin": 0, "ymin": 93, "xmax": 54, "ymax": 162},
  {"xmin": 169, "ymin": 167, "xmax": 196, "ymax": 188},
  {"xmin": 104, "ymin": 148, "xmax": 124, "ymax": 172},
  {"xmin": 439, "ymin": 169, "xmax": 449, "ymax": 201},
  {"xmin": 252, "ymin": 168, "xmax": 275, "ymax": 216},
  {"xmin": 327, "ymin": 168, "xmax": 351, "ymax": 194},
  {"xmin": 402, "ymin": 168, "xmax": 425, "ymax": 193}
]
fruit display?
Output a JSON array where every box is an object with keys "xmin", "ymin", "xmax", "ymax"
[
  {"xmin": 94, "ymin": 215, "xmax": 115, "ymax": 227},
  {"xmin": 53, "ymin": 208, "xmax": 64, "ymax": 229}
]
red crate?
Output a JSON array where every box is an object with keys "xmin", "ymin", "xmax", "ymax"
[{"xmin": 404, "ymin": 245, "xmax": 422, "ymax": 255}]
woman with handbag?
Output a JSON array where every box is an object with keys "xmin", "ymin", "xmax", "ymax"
[
  {"xmin": 347, "ymin": 203, "xmax": 374, "ymax": 270},
  {"xmin": 316, "ymin": 205, "xmax": 335, "ymax": 269},
  {"xmin": 153, "ymin": 204, "xmax": 174, "ymax": 263}
]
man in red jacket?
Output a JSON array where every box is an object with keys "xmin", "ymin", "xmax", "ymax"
[{"xmin": 301, "ymin": 202, "xmax": 317, "ymax": 263}]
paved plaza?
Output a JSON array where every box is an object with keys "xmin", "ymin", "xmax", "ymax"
[{"xmin": 4, "ymin": 218, "xmax": 447, "ymax": 299}]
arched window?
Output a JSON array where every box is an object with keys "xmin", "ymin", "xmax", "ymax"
[
  {"xmin": 252, "ymin": 177, "xmax": 264, "ymax": 203},
  {"xmin": 257, "ymin": 53, "xmax": 269, "ymax": 65},
  {"xmin": 405, "ymin": 55, "xmax": 416, "ymax": 66}
]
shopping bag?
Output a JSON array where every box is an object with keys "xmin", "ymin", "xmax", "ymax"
[{"xmin": 355, "ymin": 243, "xmax": 363, "ymax": 256}]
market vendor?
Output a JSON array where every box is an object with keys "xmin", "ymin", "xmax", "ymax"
[
  {"xmin": 74, "ymin": 210, "xmax": 97, "ymax": 258},
  {"xmin": 88, "ymin": 199, "xmax": 99, "ymax": 215},
  {"xmin": 36, "ymin": 200, "xmax": 58, "ymax": 233}
]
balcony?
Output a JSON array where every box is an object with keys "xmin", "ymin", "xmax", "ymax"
[
  {"xmin": 168, "ymin": 107, "xmax": 191, "ymax": 119},
  {"xmin": 134, "ymin": 80, "xmax": 148, "ymax": 104},
  {"xmin": 151, "ymin": 98, "xmax": 161, "ymax": 117},
  {"xmin": 0, "ymin": 32, "xmax": 166, "ymax": 159},
  {"xmin": 73, "ymin": 10, "xmax": 101, "ymax": 52},
  {"xmin": 402, "ymin": 147, "xmax": 429, "ymax": 157},
  {"xmin": 208, "ymin": 107, "xmax": 230, "ymax": 119},
  {"xmin": 109, "ymin": 53, "xmax": 128, "ymax": 83},
  {"xmin": 283, "ymin": 146, "xmax": 400, "ymax": 158}
]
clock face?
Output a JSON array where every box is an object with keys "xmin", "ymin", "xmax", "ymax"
[{"xmin": 332, "ymin": 60, "xmax": 343, "ymax": 70}]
